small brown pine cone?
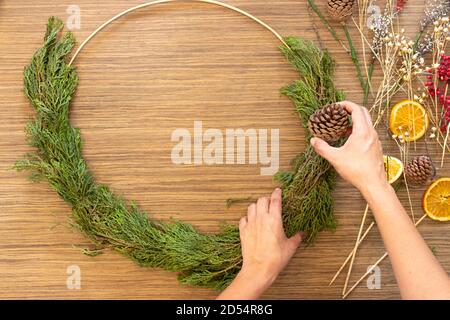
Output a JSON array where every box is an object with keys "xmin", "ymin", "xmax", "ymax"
[
  {"xmin": 405, "ymin": 155, "xmax": 435, "ymax": 186},
  {"xmin": 327, "ymin": 0, "xmax": 356, "ymax": 22},
  {"xmin": 308, "ymin": 103, "xmax": 351, "ymax": 143}
]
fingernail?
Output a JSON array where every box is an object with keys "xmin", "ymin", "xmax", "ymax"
[
  {"xmin": 275, "ymin": 187, "xmax": 281, "ymax": 192},
  {"xmin": 310, "ymin": 137, "xmax": 317, "ymax": 146}
]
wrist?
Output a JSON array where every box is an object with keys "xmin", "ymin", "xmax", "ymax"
[
  {"xmin": 359, "ymin": 179, "xmax": 394, "ymax": 205},
  {"xmin": 239, "ymin": 264, "xmax": 278, "ymax": 289},
  {"xmin": 217, "ymin": 265, "xmax": 278, "ymax": 300}
]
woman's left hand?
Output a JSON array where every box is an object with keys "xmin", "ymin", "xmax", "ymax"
[{"xmin": 217, "ymin": 188, "xmax": 303, "ymax": 300}]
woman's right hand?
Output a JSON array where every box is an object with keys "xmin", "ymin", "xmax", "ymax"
[{"xmin": 310, "ymin": 101, "xmax": 388, "ymax": 194}]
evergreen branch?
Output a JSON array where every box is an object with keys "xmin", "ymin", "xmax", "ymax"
[
  {"xmin": 278, "ymin": 36, "xmax": 344, "ymax": 242},
  {"xmin": 343, "ymin": 23, "xmax": 367, "ymax": 99},
  {"xmin": 306, "ymin": 0, "xmax": 349, "ymax": 53},
  {"xmin": 225, "ymin": 197, "xmax": 254, "ymax": 208},
  {"xmin": 307, "ymin": 0, "xmax": 370, "ymax": 105},
  {"xmin": 363, "ymin": 61, "xmax": 375, "ymax": 106}
]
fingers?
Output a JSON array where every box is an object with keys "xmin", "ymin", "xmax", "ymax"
[
  {"xmin": 245, "ymin": 189, "xmax": 281, "ymax": 227},
  {"xmin": 246, "ymin": 192, "xmax": 275, "ymax": 226},
  {"xmin": 238, "ymin": 216, "xmax": 247, "ymax": 243},
  {"xmin": 257, "ymin": 196, "xmax": 270, "ymax": 214},
  {"xmin": 361, "ymin": 106, "xmax": 373, "ymax": 127},
  {"xmin": 310, "ymin": 137, "xmax": 339, "ymax": 163},
  {"xmin": 341, "ymin": 100, "xmax": 370, "ymax": 134},
  {"xmin": 247, "ymin": 203, "xmax": 256, "ymax": 222},
  {"xmin": 269, "ymin": 188, "xmax": 282, "ymax": 216},
  {"xmin": 239, "ymin": 216, "xmax": 247, "ymax": 231},
  {"xmin": 341, "ymin": 100, "xmax": 365, "ymax": 115}
]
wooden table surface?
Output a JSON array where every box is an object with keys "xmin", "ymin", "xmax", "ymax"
[{"xmin": 0, "ymin": 0, "xmax": 448, "ymax": 299}]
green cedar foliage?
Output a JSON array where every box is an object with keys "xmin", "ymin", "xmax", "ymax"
[{"xmin": 277, "ymin": 37, "xmax": 345, "ymax": 241}]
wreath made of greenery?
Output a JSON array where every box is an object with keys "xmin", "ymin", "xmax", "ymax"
[{"xmin": 16, "ymin": 3, "xmax": 344, "ymax": 290}]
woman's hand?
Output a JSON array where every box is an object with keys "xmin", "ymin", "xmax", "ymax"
[
  {"xmin": 239, "ymin": 188, "xmax": 303, "ymax": 281},
  {"xmin": 310, "ymin": 101, "xmax": 388, "ymax": 195},
  {"xmin": 312, "ymin": 100, "xmax": 450, "ymax": 299},
  {"xmin": 217, "ymin": 188, "xmax": 302, "ymax": 300}
]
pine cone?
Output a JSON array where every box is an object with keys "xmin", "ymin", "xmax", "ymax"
[
  {"xmin": 405, "ymin": 155, "xmax": 435, "ymax": 186},
  {"xmin": 308, "ymin": 103, "xmax": 351, "ymax": 143},
  {"xmin": 327, "ymin": 0, "xmax": 355, "ymax": 22}
]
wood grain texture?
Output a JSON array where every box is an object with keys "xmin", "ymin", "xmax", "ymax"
[{"xmin": 0, "ymin": 0, "xmax": 448, "ymax": 299}]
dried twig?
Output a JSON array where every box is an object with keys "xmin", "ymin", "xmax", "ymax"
[
  {"xmin": 342, "ymin": 204, "xmax": 370, "ymax": 296},
  {"xmin": 343, "ymin": 214, "xmax": 428, "ymax": 299},
  {"xmin": 329, "ymin": 221, "xmax": 375, "ymax": 286}
]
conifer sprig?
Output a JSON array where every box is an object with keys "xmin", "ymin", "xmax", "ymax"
[
  {"xmin": 17, "ymin": 18, "xmax": 343, "ymax": 289},
  {"xmin": 277, "ymin": 37, "xmax": 345, "ymax": 240}
]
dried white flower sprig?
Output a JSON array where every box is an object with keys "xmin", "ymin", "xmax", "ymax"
[
  {"xmin": 420, "ymin": 0, "xmax": 450, "ymax": 32},
  {"xmin": 371, "ymin": 30, "xmax": 424, "ymax": 127}
]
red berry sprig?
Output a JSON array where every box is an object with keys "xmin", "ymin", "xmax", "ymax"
[
  {"xmin": 437, "ymin": 54, "xmax": 450, "ymax": 81},
  {"xmin": 396, "ymin": 0, "xmax": 407, "ymax": 12},
  {"xmin": 425, "ymin": 54, "xmax": 450, "ymax": 132}
]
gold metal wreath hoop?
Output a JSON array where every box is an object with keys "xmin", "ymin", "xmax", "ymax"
[{"xmin": 69, "ymin": 0, "xmax": 290, "ymax": 65}]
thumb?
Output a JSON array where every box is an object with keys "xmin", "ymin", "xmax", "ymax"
[
  {"xmin": 286, "ymin": 232, "xmax": 303, "ymax": 251},
  {"xmin": 310, "ymin": 137, "xmax": 338, "ymax": 163}
]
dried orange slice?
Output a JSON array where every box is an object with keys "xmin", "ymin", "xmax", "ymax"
[
  {"xmin": 423, "ymin": 178, "xmax": 450, "ymax": 221},
  {"xmin": 383, "ymin": 155, "xmax": 403, "ymax": 184},
  {"xmin": 389, "ymin": 100, "xmax": 429, "ymax": 141}
]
